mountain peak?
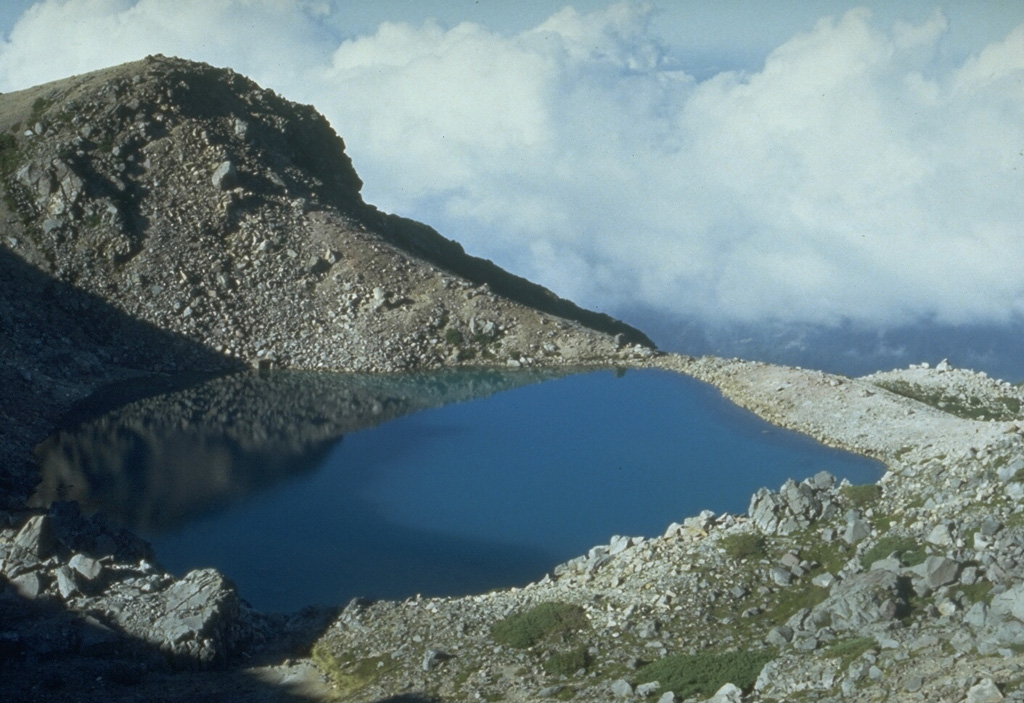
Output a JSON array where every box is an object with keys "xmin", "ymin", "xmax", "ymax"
[{"xmin": 0, "ymin": 56, "xmax": 654, "ymax": 378}]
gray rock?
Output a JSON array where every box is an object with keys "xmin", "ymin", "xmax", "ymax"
[
  {"xmin": 981, "ymin": 516, "xmax": 1004, "ymax": 536},
  {"xmin": 770, "ymin": 567, "xmax": 793, "ymax": 586},
  {"xmin": 538, "ymin": 685, "xmax": 564, "ymax": 698},
  {"xmin": 211, "ymin": 160, "xmax": 237, "ymax": 189},
  {"xmin": 611, "ymin": 678, "xmax": 634, "ymax": 697},
  {"xmin": 965, "ymin": 601, "xmax": 989, "ymax": 628},
  {"xmin": 422, "ymin": 648, "xmax": 451, "ymax": 671},
  {"xmin": 926, "ymin": 523, "xmax": 955, "ymax": 547},
  {"xmin": 10, "ymin": 571, "xmax": 46, "ymax": 599},
  {"xmin": 1005, "ymin": 483, "xmax": 1024, "ymax": 501},
  {"xmin": 916, "ymin": 556, "xmax": 960, "ymax": 589},
  {"xmin": 812, "ymin": 570, "xmax": 904, "ymax": 631},
  {"xmin": 811, "ymin": 471, "xmax": 836, "ymax": 490},
  {"xmin": 966, "ymin": 678, "xmax": 1004, "ymax": 703},
  {"xmin": 69, "ymin": 553, "xmax": 104, "ymax": 582},
  {"xmin": 990, "ymin": 584, "xmax": 1024, "ymax": 623},
  {"xmin": 13, "ymin": 515, "xmax": 57, "ymax": 560},
  {"xmin": 657, "ymin": 693, "xmax": 677, "ymax": 703},
  {"xmin": 843, "ymin": 517, "xmax": 871, "ymax": 545},
  {"xmin": 766, "ymin": 625, "xmax": 793, "ymax": 646},
  {"xmin": 111, "ymin": 568, "xmax": 246, "ymax": 667},
  {"xmin": 868, "ymin": 556, "xmax": 902, "ymax": 573},
  {"xmin": 707, "ymin": 683, "xmax": 743, "ymax": 702},
  {"xmin": 636, "ymin": 681, "xmax": 661, "ymax": 697},
  {"xmin": 55, "ymin": 565, "xmax": 81, "ymax": 600}
]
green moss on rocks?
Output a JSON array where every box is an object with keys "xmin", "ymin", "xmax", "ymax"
[
  {"xmin": 633, "ymin": 648, "xmax": 777, "ymax": 699},
  {"xmin": 823, "ymin": 637, "xmax": 877, "ymax": 668},
  {"xmin": 543, "ymin": 645, "xmax": 591, "ymax": 676},
  {"xmin": 860, "ymin": 534, "xmax": 926, "ymax": 569},
  {"xmin": 492, "ymin": 602, "xmax": 589, "ymax": 649},
  {"xmin": 842, "ymin": 483, "xmax": 882, "ymax": 508},
  {"xmin": 720, "ymin": 533, "xmax": 767, "ymax": 560}
]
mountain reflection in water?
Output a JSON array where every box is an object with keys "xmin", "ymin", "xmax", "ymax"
[
  {"xmin": 31, "ymin": 367, "xmax": 884, "ymax": 611},
  {"xmin": 30, "ymin": 368, "xmax": 571, "ymax": 533}
]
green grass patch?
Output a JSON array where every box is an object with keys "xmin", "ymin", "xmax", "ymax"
[
  {"xmin": 842, "ymin": 484, "xmax": 882, "ymax": 508},
  {"xmin": 959, "ymin": 581, "xmax": 994, "ymax": 605},
  {"xmin": 823, "ymin": 637, "xmax": 877, "ymax": 669},
  {"xmin": 872, "ymin": 379, "xmax": 1022, "ymax": 421},
  {"xmin": 720, "ymin": 532, "xmax": 767, "ymax": 560},
  {"xmin": 30, "ymin": 96, "xmax": 52, "ymax": 122},
  {"xmin": 543, "ymin": 646, "xmax": 591, "ymax": 677},
  {"xmin": 633, "ymin": 648, "xmax": 776, "ymax": 699},
  {"xmin": 767, "ymin": 583, "xmax": 830, "ymax": 626},
  {"xmin": 492, "ymin": 602, "xmax": 589, "ymax": 649},
  {"xmin": 0, "ymin": 132, "xmax": 18, "ymax": 167},
  {"xmin": 860, "ymin": 534, "xmax": 925, "ymax": 569},
  {"xmin": 444, "ymin": 328, "xmax": 464, "ymax": 345},
  {"xmin": 311, "ymin": 645, "xmax": 399, "ymax": 697}
]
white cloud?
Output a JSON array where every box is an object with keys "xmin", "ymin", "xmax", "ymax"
[{"xmin": 1, "ymin": 1, "xmax": 1023, "ymax": 329}]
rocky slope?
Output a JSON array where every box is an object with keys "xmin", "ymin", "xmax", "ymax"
[{"xmin": 0, "ymin": 54, "xmax": 650, "ymax": 374}]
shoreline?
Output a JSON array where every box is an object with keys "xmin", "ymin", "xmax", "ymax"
[{"xmin": 7, "ymin": 352, "xmax": 1024, "ymax": 701}]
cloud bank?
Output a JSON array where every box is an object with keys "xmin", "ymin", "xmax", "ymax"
[{"xmin": 1, "ymin": 1, "xmax": 1022, "ymax": 330}]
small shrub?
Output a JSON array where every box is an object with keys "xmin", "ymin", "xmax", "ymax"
[
  {"xmin": 824, "ymin": 637, "xmax": 877, "ymax": 668},
  {"xmin": 842, "ymin": 484, "xmax": 881, "ymax": 508},
  {"xmin": 720, "ymin": 532, "xmax": 767, "ymax": 560},
  {"xmin": 768, "ymin": 583, "xmax": 829, "ymax": 625},
  {"xmin": 492, "ymin": 602, "xmax": 589, "ymax": 649},
  {"xmin": 633, "ymin": 648, "xmax": 776, "ymax": 699},
  {"xmin": 860, "ymin": 534, "xmax": 925, "ymax": 569},
  {"xmin": 543, "ymin": 646, "xmax": 590, "ymax": 676},
  {"xmin": 959, "ymin": 581, "xmax": 994, "ymax": 605},
  {"xmin": 444, "ymin": 328, "xmax": 464, "ymax": 345},
  {"xmin": 31, "ymin": 96, "xmax": 51, "ymax": 121}
]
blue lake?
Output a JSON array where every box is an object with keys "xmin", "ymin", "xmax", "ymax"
[{"xmin": 34, "ymin": 368, "xmax": 883, "ymax": 612}]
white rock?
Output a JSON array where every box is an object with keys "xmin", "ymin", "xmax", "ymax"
[{"xmin": 707, "ymin": 683, "xmax": 743, "ymax": 703}]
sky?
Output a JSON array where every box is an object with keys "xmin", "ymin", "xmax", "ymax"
[{"xmin": 1, "ymin": 1, "xmax": 1022, "ymax": 375}]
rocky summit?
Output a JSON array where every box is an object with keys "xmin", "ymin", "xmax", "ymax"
[{"xmin": 2, "ymin": 57, "xmax": 1024, "ymax": 703}]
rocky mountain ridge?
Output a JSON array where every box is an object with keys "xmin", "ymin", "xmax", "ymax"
[{"xmin": 0, "ymin": 55, "xmax": 651, "ymax": 374}]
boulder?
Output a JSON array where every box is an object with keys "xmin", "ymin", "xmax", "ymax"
[
  {"xmin": 707, "ymin": 683, "xmax": 743, "ymax": 703},
  {"xmin": 842, "ymin": 517, "xmax": 871, "ymax": 545},
  {"xmin": 912, "ymin": 556, "xmax": 960, "ymax": 590},
  {"xmin": 211, "ymin": 160, "xmax": 237, "ymax": 189},
  {"xmin": 104, "ymin": 568, "xmax": 247, "ymax": 668},
  {"xmin": 9, "ymin": 571, "xmax": 47, "ymax": 599},
  {"xmin": 748, "ymin": 474, "xmax": 838, "ymax": 536},
  {"xmin": 926, "ymin": 523, "xmax": 955, "ymax": 547},
  {"xmin": 636, "ymin": 681, "xmax": 661, "ymax": 697},
  {"xmin": 69, "ymin": 553, "xmax": 104, "ymax": 582},
  {"xmin": 966, "ymin": 678, "xmax": 1004, "ymax": 703},
  {"xmin": 55, "ymin": 565, "xmax": 81, "ymax": 600},
  {"xmin": 811, "ymin": 570, "xmax": 905, "ymax": 631},
  {"xmin": 13, "ymin": 515, "xmax": 57, "ymax": 560},
  {"xmin": 611, "ymin": 679, "xmax": 634, "ymax": 697}
]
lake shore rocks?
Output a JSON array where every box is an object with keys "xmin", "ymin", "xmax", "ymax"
[{"xmin": 306, "ymin": 354, "xmax": 1024, "ymax": 702}]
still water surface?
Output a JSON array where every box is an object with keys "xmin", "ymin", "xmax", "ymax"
[{"xmin": 36, "ymin": 369, "xmax": 882, "ymax": 612}]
